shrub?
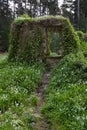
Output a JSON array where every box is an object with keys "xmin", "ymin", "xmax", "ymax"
[
  {"xmin": 77, "ymin": 31, "xmax": 87, "ymax": 56},
  {"xmin": 77, "ymin": 31, "xmax": 87, "ymax": 42},
  {"xmin": 42, "ymin": 51, "xmax": 87, "ymax": 130},
  {"xmin": 46, "ymin": 51, "xmax": 87, "ymax": 92},
  {"xmin": 77, "ymin": 31, "xmax": 84, "ymax": 40},
  {"xmin": 42, "ymin": 84, "xmax": 87, "ymax": 130}
]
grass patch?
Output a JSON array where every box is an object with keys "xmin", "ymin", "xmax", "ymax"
[
  {"xmin": 0, "ymin": 53, "xmax": 8, "ymax": 62},
  {"xmin": 0, "ymin": 54, "xmax": 44, "ymax": 130},
  {"xmin": 42, "ymin": 84, "xmax": 87, "ymax": 130},
  {"xmin": 50, "ymin": 52, "xmax": 58, "ymax": 57},
  {"xmin": 42, "ymin": 51, "xmax": 87, "ymax": 130}
]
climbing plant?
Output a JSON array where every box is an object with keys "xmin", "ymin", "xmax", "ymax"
[{"xmin": 8, "ymin": 15, "xmax": 81, "ymax": 63}]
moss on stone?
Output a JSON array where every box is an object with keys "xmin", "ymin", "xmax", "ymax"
[{"xmin": 8, "ymin": 15, "xmax": 81, "ymax": 63}]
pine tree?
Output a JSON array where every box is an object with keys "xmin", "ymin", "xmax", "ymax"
[
  {"xmin": 73, "ymin": 0, "xmax": 87, "ymax": 31},
  {"xmin": 0, "ymin": 0, "xmax": 12, "ymax": 51}
]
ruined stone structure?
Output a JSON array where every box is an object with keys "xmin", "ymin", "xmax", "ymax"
[{"xmin": 8, "ymin": 16, "xmax": 80, "ymax": 63}]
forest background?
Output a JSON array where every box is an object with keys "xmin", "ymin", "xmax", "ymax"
[{"xmin": 0, "ymin": 0, "xmax": 87, "ymax": 52}]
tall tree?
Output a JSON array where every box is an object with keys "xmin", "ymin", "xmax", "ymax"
[
  {"xmin": 73, "ymin": 0, "xmax": 87, "ymax": 31},
  {"xmin": 61, "ymin": 0, "xmax": 87, "ymax": 31},
  {"xmin": 40, "ymin": 0, "xmax": 60, "ymax": 16},
  {"xmin": 61, "ymin": 0, "xmax": 74, "ymax": 22},
  {"xmin": 0, "ymin": 0, "xmax": 12, "ymax": 51}
]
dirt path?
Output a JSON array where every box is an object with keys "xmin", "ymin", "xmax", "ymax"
[
  {"xmin": 32, "ymin": 58, "xmax": 59, "ymax": 130},
  {"xmin": 34, "ymin": 72, "xmax": 50, "ymax": 130}
]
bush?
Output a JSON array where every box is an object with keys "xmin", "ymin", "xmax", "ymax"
[
  {"xmin": 46, "ymin": 52, "xmax": 87, "ymax": 92},
  {"xmin": 42, "ymin": 51, "xmax": 87, "ymax": 130},
  {"xmin": 42, "ymin": 84, "xmax": 87, "ymax": 130},
  {"xmin": 77, "ymin": 31, "xmax": 87, "ymax": 42},
  {"xmin": 77, "ymin": 31, "xmax": 84, "ymax": 40},
  {"xmin": 77, "ymin": 31, "xmax": 87, "ymax": 56}
]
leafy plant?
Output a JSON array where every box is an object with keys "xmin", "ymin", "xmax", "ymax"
[
  {"xmin": 0, "ymin": 55, "xmax": 44, "ymax": 129},
  {"xmin": 42, "ymin": 51, "xmax": 87, "ymax": 130},
  {"xmin": 29, "ymin": 95, "xmax": 39, "ymax": 106},
  {"xmin": 42, "ymin": 84, "xmax": 87, "ymax": 130}
]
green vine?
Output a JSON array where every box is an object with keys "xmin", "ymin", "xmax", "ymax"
[{"xmin": 8, "ymin": 15, "xmax": 81, "ymax": 63}]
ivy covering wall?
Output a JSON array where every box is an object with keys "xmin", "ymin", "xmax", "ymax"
[{"xmin": 8, "ymin": 16, "xmax": 81, "ymax": 63}]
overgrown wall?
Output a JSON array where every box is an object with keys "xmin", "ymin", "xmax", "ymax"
[{"xmin": 8, "ymin": 16, "xmax": 81, "ymax": 63}]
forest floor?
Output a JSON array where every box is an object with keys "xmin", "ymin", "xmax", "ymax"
[
  {"xmin": 0, "ymin": 53, "xmax": 58, "ymax": 130},
  {"xmin": 0, "ymin": 52, "xmax": 87, "ymax": 130}
]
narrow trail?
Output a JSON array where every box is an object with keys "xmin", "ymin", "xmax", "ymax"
[
  {"xmin": 34, "ymin": 72, "xmax": 50, "ymax": 130},
  {"xmin": 33, "ymin": 57, "xmax": 60, "ymax": 130}
]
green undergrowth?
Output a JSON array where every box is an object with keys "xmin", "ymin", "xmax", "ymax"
[
  {"xmin": 0, "ymin": 53, "xmax": 8, "ymax": 63},
  {"xmin": 77, "ymin": 31, "xmax": 87, "ymax": 56},
  {"xmin": 81, "ymin": 41, "xmax": 87, "ymax": 56},
  {"xmin": 42, "ymin": 51, "xmax": 87, "ymax": 130},
  {"xmin": 0, "ymin": 55, "xmax": 45, "ymax": 130}
]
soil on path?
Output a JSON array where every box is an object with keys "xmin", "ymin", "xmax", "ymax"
[
  {"xmin": 33, "ymin": 57, "xmax": 60, "ymax": 130},
  {"xmin": 34, "ymin": 72, "xmax": 50, "ymax": 130}
]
